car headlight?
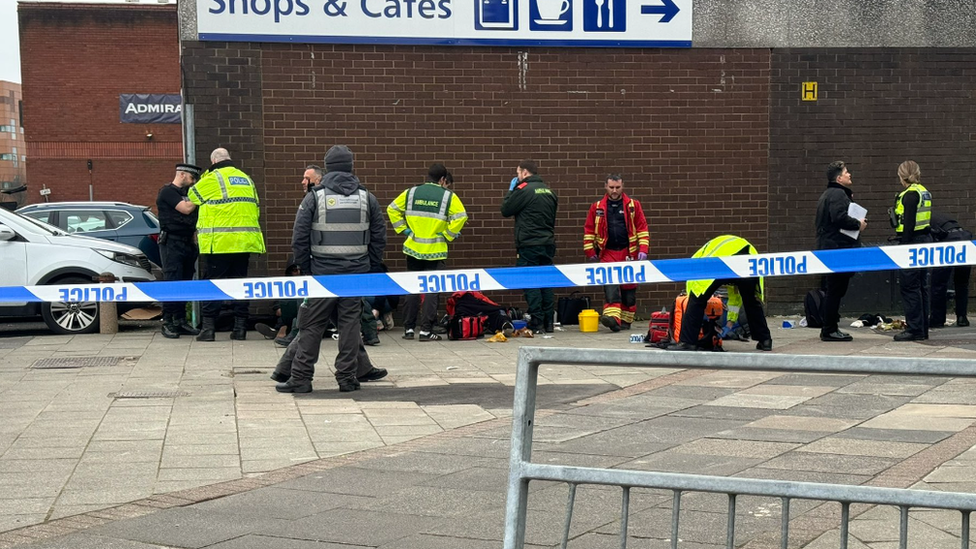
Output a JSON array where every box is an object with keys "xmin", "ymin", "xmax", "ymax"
[{"xmin": 95, "ymin": 249, "xmax": 143, "ymax": 268}]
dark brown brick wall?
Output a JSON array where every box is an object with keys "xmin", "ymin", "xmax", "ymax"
[
  {"xmin": 768, "ymin": 49, "xmax": 976, "ymax": 314},
  {"xmin": 182, "ymin": 43, "xmax": 771, "ymax": 314}
]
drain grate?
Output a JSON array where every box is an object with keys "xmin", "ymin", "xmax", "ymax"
[
  {"xmin": 113, "ymin": 390, "xmax": 189, "ymax": 399},
  {"xmin": 32, "ymin": 356, "xmax": 123, "ymax": 369}
]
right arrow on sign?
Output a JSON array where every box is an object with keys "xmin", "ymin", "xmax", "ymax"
[{"xmin": 640, "ymin": 0, "xmax": 679, "ymax": 22}]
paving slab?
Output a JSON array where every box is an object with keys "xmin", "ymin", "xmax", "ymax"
[{"xmin": 1, "ymin": 320, "xmax": 976, "ymax": 549}]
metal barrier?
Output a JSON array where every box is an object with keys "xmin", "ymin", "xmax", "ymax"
[{"xmin": 504, "ymin": 348, "xmax": 976, "ymax": 549}]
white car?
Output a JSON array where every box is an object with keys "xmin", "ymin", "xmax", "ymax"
[{"xmin": 0, "ymin": 207, "xmax": 155, "ymax": 334}]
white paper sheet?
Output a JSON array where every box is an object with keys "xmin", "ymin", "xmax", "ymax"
[{"xmin": 840, "ymin": 202, "xmax": 867, "ymax": 239}]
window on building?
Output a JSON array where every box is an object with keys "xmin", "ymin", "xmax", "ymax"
[
  {"xmin": 63, "ymin": 211, "xmax": 109, "ymax": 234},
  {"xmin": 0, "ymin": 153, "xmax": 15, "ymax": 161}
]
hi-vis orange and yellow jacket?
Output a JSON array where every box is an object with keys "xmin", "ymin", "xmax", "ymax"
[{"xmin": 583, "ymin": 193, "xmax": 649, "ymax": 259}]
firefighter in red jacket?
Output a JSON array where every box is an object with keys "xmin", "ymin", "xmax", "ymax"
[{"xmin": 583, "ymin": 174, "xmax": 650, "ymax": 332}]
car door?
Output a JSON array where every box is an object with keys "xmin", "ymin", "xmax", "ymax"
[
  {"xmin": 0, "ymin": 221, "xmax": 29, "ymax": 308},
  {"xmin": 60, "ymin": 210, "xmax": 119, "ymax": 241}
]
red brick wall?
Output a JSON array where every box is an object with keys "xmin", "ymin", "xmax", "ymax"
[
  {"xmin": 19, "ymin": 3, "xmax": 182, "ymax": 210},
  {"xmin": 184, "ymin": 43, "xmax": 771, "ymax": 314}
]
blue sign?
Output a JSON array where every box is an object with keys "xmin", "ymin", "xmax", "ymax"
[{"xmin": 196, "ymin": 0, "xmax": 692, "ymax": 47}]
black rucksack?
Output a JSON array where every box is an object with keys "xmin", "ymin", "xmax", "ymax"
[{"xmin": 804, "ymin": 289, "xmax": 826, "ymax": 328}]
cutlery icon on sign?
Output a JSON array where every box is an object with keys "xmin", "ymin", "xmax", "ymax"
[{"xmin": 595, "ymin": 0, "xmax": 603, "ymax": 27}]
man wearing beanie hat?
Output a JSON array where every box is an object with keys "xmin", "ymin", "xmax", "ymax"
[
  {"xmin": 156, "ymin": 163, "xmax": 203, "ymax": 339},
  {"xmin": 276, "ymin": 145, "xmax": 388, "ymax": 393},
  {"xmin": 387, "ymin": 163, "xmax": 468, "ymax": 341}
]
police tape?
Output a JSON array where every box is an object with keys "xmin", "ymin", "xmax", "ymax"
[{"xmin": 1, "ymin": 240, "xmax": 972, "ymax": 303}]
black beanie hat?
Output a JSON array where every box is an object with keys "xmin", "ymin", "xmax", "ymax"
[{"xmin": 324, "ymin": 145, "xmax": 353, "ymax": 173}]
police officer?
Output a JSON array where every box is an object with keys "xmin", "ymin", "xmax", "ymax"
[
  {"xmin": 501, "ymin": 160, "xmax": 558, "ymax": 333},
  {"xmin": 156, "ymin": 163, "xmax": 202, "ymax": 339},
  {"xmin": 185, "ymin": 148, "xmax": 266, "ymax": 341},
  {"xmin": 890, "ymin": 160, "xmax": 933, "ymax": 342},
  {"xmin": 275, "ymin": 145, "xmax": 388, "ymax": 393},
  {"xmin": 388, "ymin": 163, "xmax": 468, "ymax": 341},
  {"xmin": 929, "ymin": 211, "xmax": 972, "ymax": 328}
]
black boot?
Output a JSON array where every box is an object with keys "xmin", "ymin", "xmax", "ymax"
[
  {"xmin": 175, "ymin": 318, "xmax": 200, "ymax": 336},
  {"xmin": 231, "ymin": 317, "xmax": 247, "ymax": 340},
  {"xmin": 544, "ymin": 314, "xmax": 554, "ymax": 333},
  {"xmin": 196, "ymin": 317, "xmax": 216, "ymax": 342},
  {"xmin": 161, "ymin": 314, "xmax": 180, "ymax": 339},
  {"xmin": 957, "ymin": 316, "xmax": 970, "ymax": 327}
]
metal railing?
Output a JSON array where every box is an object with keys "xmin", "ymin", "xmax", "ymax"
[{"xmin": 503, "ymin": 347, "xmax": 976, "ymax": 549}]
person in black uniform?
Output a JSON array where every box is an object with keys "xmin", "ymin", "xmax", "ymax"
[
  {"xmin": 929, "ymin": 211, "xmax": 972, "ymax": 328},
  {"xmin": 890, "ymin": 160, "xmax": 933, "ymax": 342},
  {"xmin": 501, "ymin": 159, "xmax": 559, "ymax": 334},
  {"xmin": 156, "ymin": 163, "xmax": 202, "ymax": 339}
]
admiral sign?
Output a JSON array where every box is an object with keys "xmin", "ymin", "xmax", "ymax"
[
  {"xmin": 119, "ymin": 94, "xmax": 182, "ymax": 124},
  {"xmin": 196, "ymin": 0, "xmax": 692, "ymax": 47}
]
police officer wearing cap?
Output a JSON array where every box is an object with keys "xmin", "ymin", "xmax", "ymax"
[{"xmin": 156, "ymin": 163, "xmax": 202, "ymax": 339}]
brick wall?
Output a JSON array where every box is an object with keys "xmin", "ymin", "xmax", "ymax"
[
  {"xmin": 768, "ymin": 49, "xmax": 976, "ymax": 314},
  {"xmin": 19, "ymin": 4, "xmax": 182, "ymax": 210},
  {"xmin": 182, "ymin": 43, "xmax": 771, "ymax": 315}
]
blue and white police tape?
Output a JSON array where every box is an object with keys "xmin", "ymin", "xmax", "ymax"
[{"xmin": 1, "ymin": 240, "xmax": 972, "ymax": 303}]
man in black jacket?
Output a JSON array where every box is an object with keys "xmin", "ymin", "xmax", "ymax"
[
  {"xmin": 274, "ymin": 146, "xmax": 388, "ymax": 393},
  {"xmin": 501, "ymin": 160, "xmax": 559, "ymax": 333},
  {"xmin": 815, "ymin": 161, "xmax": 866, "ymax": 342},
  {"xmin": 929, "ymin": 211, "xmax": 971, "ymax": 328}
]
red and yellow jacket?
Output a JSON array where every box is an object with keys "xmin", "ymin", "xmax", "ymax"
[{"xmin": 583, "ymin": 193, "xmax": 649, "ymax": 259}]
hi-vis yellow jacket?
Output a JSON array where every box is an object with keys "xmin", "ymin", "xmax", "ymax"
[
  {"xmin": 686, "ymin": 235, "xmax": 764, "ymax": 325},
  {"xmin": 189, "ymin": 164, "xmax": 265, "ymax": 255},
  {"xmin": 388, "ymin": 182, "xmax": 467, "ymax": 261}
]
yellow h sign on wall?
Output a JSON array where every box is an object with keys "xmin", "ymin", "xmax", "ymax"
[{"xmin": 802, "ymin": 82, "xmax": 818, "ymax": 102}]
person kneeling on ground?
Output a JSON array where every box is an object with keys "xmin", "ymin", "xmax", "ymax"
[{"xmin": 255, "ymin": 263, "xmax": 302, "ymax": 345}]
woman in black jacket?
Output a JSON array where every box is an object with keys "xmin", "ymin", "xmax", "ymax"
[{"xmin": 814, "ymin": 161, "xmax": 866, "ymax": 342}]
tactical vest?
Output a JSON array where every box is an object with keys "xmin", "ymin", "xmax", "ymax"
[
  {"xmin": 310, "ymin": 187, "xmax": 369, "ymax": 259},
  {"xmin": 893, "ymin": 183, "xmax": 932, "ymax": 233}
]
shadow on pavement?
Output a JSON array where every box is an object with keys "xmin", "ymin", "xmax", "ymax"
[{"xmin": 296, "ymin": 382, "xmax": 615, "ymax": 410}]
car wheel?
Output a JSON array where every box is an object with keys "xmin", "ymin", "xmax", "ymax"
[{"xmin": 41, "ymin": 277, "xmax": 101, "ymax": 335}]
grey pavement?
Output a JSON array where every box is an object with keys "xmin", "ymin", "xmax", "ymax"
[{"xmin": 0, "ymin": 317, "xmax": 974, "ymax": 547}]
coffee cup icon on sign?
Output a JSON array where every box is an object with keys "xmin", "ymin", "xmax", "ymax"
[{"xmin": 533, "ymin": 0, "xmax": 569, "ymax": 24}]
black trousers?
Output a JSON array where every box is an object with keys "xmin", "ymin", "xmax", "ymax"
[
  {"xmin": 821, "ymin": 272, "xmax": 854, "ymax": 335},
  {"xmin": 930, "ymin": 265, "xmax": 971, "ymax": 325},
  {"xmin": 930, "ymin": 232, "xmax": 972, "ymax": 325},
  {"xmin": 200, "ymin": 253, "xmax": 250, "ymax": 319},
  {"xmin": 159, "ymin": 233, "xmax": 198, "ymax": 318},
  {"xmin": 517, "ymin": 245, "xmax": 556, "ymax": 329},
  {"xmin": 283, "ymin": 297, "xmax": 371, "ymax": 383},
  {"xmin": 680, "ymin": 278, "xmax": 771, "ymax": 346},
  {"xmin": 402, "ymin": 257, "xmax": 444, "ymax": 332},
  {"xmin": 899, "ymin": 234, "xmax": 933, "ymax": 337}
]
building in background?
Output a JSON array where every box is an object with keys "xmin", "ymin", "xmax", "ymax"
[
  {"xmin": 0, "ymin": 81, "xmax": 25, "ymax": 210},
  {"xmin": 18, "ymin": 1, "xmax": 181, "ymax": 210}
]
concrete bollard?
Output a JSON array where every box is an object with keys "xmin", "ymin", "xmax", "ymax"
[{"xmin": 95, "ymin": 272, "xmax": 118, "ymax": 334}]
